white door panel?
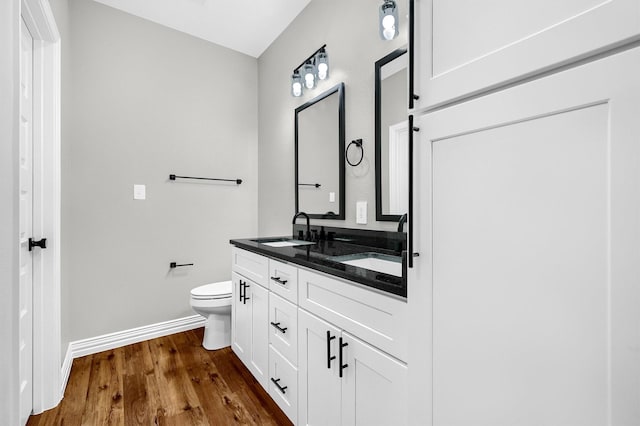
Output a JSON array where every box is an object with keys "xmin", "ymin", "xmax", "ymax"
[
  {"xmin": 414, "ymin": 0, "xmax": 640, "ymax": 109},
  {"xmin": 19, "ymin": 17, "xmax": 34, "ymax": 425},
  {"xmin": 298, "ymin": 309, "xmax": 341, "ymax": 426},
  {"xmin": 410, "ymin": 47, "xmax": 640, "ymax": 426}
]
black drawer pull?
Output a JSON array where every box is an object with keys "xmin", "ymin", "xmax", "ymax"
[
  {"xmin": 339, "ymin": 337, "xmax": 349, "ymax": 378},
  {"xmin": 270, "ymin": 276, "xmax": 288, "ymax": 285},
  {"xmin": 271, "ymin": 378, "xmax": 288, "ymax": 394},
  {"xmin": 270, "ymin": 322, "xmax": 288, "ymax": 334},
  {"xmin": 327, "ymin": 331, "xmax": 336, "ymax": 369}
]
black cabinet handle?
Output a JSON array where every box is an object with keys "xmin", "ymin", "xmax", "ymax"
[
  {"xmin": 327, "ymin": 331, "xmax": 336, "ymax": 369},
  {"xmin": 238, "ymin": 281, "xmax": 245, "ymax": 302},
  {"xmin": 270, "ymin": 378, "xmax": 288, "ymax": 394},
  {"xmin": 270, "ymin": 276, "xmax": 288, "ymax": 286},
  {"xmin": 408, "ymin": 0, "xmax": 417, "ymax": 108},
  {"xmin": 339, "ymin": 337, "xmax": 349, "ymax": 378},
  {"xmin": 408, "ymin": 115, "xmax": 416, "ymax": 268},
  {"xmin": 28, "ymin": 238, "xmax": 47, "ymax": 251},
  {"xmin": 270, "ymin": 322, "xmax": 288, "ymax": 334},
  {"xmin": 242, "ymin": 282, "xmax": 250, "ymax": 304}
]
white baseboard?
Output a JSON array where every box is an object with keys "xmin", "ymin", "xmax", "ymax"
[{"xmin": 60, "ymin": 314, "xmax": 205, "ymax": 396}]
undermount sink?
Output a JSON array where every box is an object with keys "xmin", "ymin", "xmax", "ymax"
[
  {"xmin": 252, "ymin": 237, "xmax": 315, "ymax": 248},
  {"xmin": 331, "ymin": 252, "xmax": 403, "ymax": 277}
]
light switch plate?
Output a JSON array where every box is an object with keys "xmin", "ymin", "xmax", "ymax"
[
  {"xmin": 356, "ymin": 201, "xmax": 367, "ymax": 224},
  {"xmin": 133, "ymin": 184, "xmax": 146, "ymax": 200},
  {"xmin": 329, "ymin": 192, "xmax": 336, "ymax": 203}
]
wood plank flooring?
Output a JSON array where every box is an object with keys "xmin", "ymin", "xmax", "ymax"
[{"xmin": 28, "ymin": 328, "xmax": 292, "ymax": 426}]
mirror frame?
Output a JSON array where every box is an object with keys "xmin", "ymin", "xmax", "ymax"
[
  {"xmin": 375, "ymin": 48, "xmax": 407, "ymax": 222},
  {"xmin": 295, "ymin": 82, "xmax": 346, "ymax": 220}
]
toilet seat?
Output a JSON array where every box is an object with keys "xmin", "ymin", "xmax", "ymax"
[{"xmin": 190, "ymin": 281, "xmax": 232, "ymax": 300}]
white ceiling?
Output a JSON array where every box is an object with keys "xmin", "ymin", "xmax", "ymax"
[{"xmin": 93, "ymin": 0, "xmax": 312, "ymax": 58}]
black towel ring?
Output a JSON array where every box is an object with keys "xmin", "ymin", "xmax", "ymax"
[{"xmin": 346, "ymin": 139, "xmax": 364, "ymax": 167}]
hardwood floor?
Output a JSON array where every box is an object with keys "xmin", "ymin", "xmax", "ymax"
[{"xmin": 28, "ymin": 328, "xmax": 292, "ymax": 425}]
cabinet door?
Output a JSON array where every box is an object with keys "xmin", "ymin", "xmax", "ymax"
[
  {"xmin": 247, "ymin": 281, "xmax": 269, "ymax": 389},
  {"xmin": 341, "ymin": 332, "xmax": 408, "ymax": 426},
  {"xmin": 409, "ymin": 48, "xmax": 640, "ymax": 426},
  {"xmin": 298, "ymin": 309, "xmax": 342, "ymax": 426},
  {"xmin": 231, "ymin": 272, "xmax": 251, "ymax": 365},
  {"xmin": 412, "ymin": 0, "xmax": 640, "ymax": 109}
]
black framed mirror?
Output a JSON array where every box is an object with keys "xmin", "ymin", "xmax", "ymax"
[
  {"xmin": 295, "ymin": 82, "xmax": 345, "ymax": 219},
  {"xmin": 375, "ymin": 49, "xmax": 408, "ymax": 222}
]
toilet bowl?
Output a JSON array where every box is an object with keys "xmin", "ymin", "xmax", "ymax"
[{"xmin": 190, "ymin": 281, "xmax": 232, "ymax": 350}]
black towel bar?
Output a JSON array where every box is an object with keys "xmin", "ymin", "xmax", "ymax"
[{"xmin": 169, "ymin": 174, "xmax": 242, "ymax": 184}]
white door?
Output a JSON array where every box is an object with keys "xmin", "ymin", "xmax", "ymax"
[
  {"xmin": 231, "ymin": 273, "xmax": 251, "ymax": 365},
  {"xmin": 248, "ymin": 281, "xmax": 269, "ymax": 389},
  {"xmin": 413, "ymin": 0, "xmax": 640, "ymax": 109},
  {"xmin": 19, "ymin": 17, "xmax": 34, "ymax": 426},
  {"xmin": 298, "ymin": 309, "xmax": 342, "ymax": 426},
  {"xmin": 341, "ymin": 332, "xmax": 408, "ymax": 426},
  {"xmin": 410, "ymin": 47, "xmax": 640, "ymax": 425}
]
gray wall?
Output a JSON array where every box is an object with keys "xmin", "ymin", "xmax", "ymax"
[
  {"xmin": 60, "ymin": 0, "xmax": 258, "ymax": 345},
  {"xmin": 0, "ymin": 0, "xmax": 20, "ymax": 422},
  {"xmin": 258, "ymin": 0, "xmax": 407, "ymax": 236}
]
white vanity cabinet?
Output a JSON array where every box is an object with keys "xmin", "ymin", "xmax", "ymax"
[
  {"xmin": 411, "ymin": 0, "xmax": 640, "ymax": 110},
  {"xmin": 231, "ymin": 247, "xmax": 408, "ymax": 425},
  {"xmin": 298, "ymin": 309, "xmax": 408, "ymax": 426}
]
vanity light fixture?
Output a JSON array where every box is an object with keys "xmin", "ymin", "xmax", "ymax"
[
  {"xmin": 379, "ymin": 0, "xmax": 399, "ymax": 41},
  {"xmin": 290, "ymin": 44, "xmax": 329, "ymax": 97},
  {"xmin": 302, "ymin": 61, "xmax": 316, "ymax": 89},
  {"xmin": 316, "ymin": 48, "xmax": 329, "ymax": 80},
  {"xmin": 291, "ymin": 71, "xmax": 303, "ymax": 97}
]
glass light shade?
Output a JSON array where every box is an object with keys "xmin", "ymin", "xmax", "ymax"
[
  {"xmin": 379, "ymin": 0, "xmax": 398, "ymax": 41},
  {"xmin": 303, "ymin": 61, "xmax": 316, "ymax": 89},
  {"xmin": 316, "ymin": 50, "xmax": 329, "ymax": 80},
  {"xmin": 291, "ymin": 71, "xmax": 303, "ymax": 97}
]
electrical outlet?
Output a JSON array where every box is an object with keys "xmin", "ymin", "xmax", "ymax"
[
  {"xmin": 329, "ymin": 192, "xmax": 336, "ymax": 202},
  {"xmin": 133, "ymin": 184, "xmax": 146, "ymax": 200},
  {"xmin": 356, "ymin": 201, "xmax": 367, "ymax": 224}
]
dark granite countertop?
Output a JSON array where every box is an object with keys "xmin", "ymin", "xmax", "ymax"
[{"xmin": 230, "ymin": 225, "xmax": 407, "ymax": 298}]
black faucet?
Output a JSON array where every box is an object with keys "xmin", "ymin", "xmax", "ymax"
[
  {"xmin": 292, "ymin": 212, "xmax": 310, "ymax": 240},
  {"xmin": 397, "ymin": 213, "xmax": 408, "ymax": 232}
]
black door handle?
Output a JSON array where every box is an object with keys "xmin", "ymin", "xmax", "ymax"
[
  {"xmin": 339, "ymin": 337, "xmax": 349, "ymax": 378},
  {"xmin": 270, "ymin": 322, "xmax": 288, "ymax": 334},
  {"xmin": 327, "ymin": 331, "xmax": 336, "ymax": 369},
  {"xmin": 29, "ymin": 238, "xmax": 47, "ymax": 251},
  {"xmin": 408, "ymin": 115, "xmax": 415, "ymax": 268},
  {"xmin": 239, "ymin": 281, "xmax": 245, "ymax": 302},
  {"xmin": 408, "ymin": 0, "xmax": 417, "ymax": 108},
  {"xmin": 270, "ymin": 378, "xmax": 288, "ymax": 394}
]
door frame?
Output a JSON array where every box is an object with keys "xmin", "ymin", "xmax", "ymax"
[{"xmin": 21, "ymin": 0, "xmax": 61, "ymax": 414}]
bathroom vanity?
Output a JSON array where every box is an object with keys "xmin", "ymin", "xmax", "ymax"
[{"xmin": 230, "ymin": 227, "xmax": 408, "ymax": 425}]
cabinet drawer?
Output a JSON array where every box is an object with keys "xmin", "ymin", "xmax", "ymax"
[
  {"xmin": 268, "ymin": 259, "xmax": 298, "ymax": 303},
  {"xmin": 232, "ymin": 247, "xmax": 269, "ymax": 287},
  {"xmin": 298, "ymin": 268, "xmax": 408, "ymax": 362},
  {"xmin": 268, "ymin": 346, "xmax": 298, "ymax": 425},
  {"xmin": 269, "ymin": 293, "xmax": 298, "ymax": 365}
]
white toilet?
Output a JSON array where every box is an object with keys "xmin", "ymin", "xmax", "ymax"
[{"xmin": 190, "ymin": 281, "xmax": 233, "ymax": 350}]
